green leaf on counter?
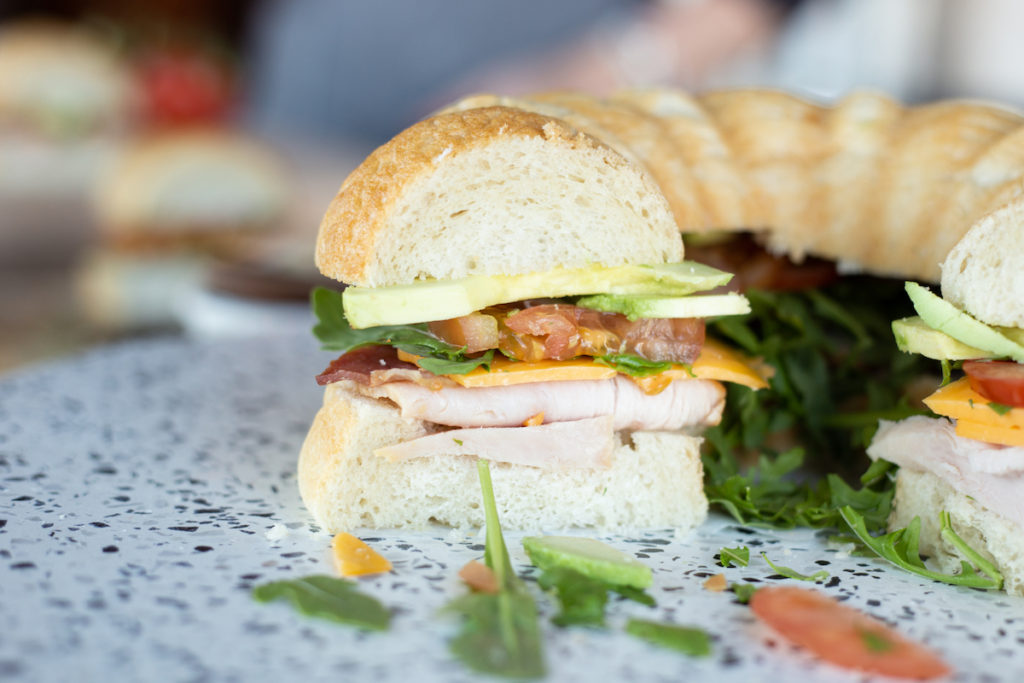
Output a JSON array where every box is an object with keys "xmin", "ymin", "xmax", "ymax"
[
  {"xmin": 537, "ymin": 567, "xmax": 609, "ymax": 627},
  {"xmin": 730, "ymin": 583, "xmax": 757, "ymax": 604},
  {"xmin": 535, "ymin": 566, "xmax": 656, "ymax": 628},
  {"xmin": 445, "ymin": 461, "xmax": 545, "ymax": 678},
  {"xmin": 625, "ymin": 619, "xmax": 712, "ymax": 657},
  {"xmin": 760, "ymin": 553, "xmax": 829, "ymax": 582},
  {"xmin": 252, "ymin": 575, "xmax": 390, "ymax": 631},
  {"xmin": 719, "ymin": 546, "xmax": 750, "ymax": 568}
]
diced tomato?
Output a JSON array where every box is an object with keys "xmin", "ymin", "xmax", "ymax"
[
  {"xmin": 750, "ymin": 586, "xmax": 950, "ymax": 680},
  {"xmin": 429, "ymin": 313, "xmax": 500, "ymax": 353},
  {"xmin": 429, "ymin": 302, "xmax": 705, "ymax": 364},
  {"xmin": 963, "ymin": 360, "xmax": 1024, "ymax": 408}
]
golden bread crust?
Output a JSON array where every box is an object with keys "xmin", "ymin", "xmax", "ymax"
[{"xmin": 315, "ymin": 106, "xmax": 649, "ymax": 285}]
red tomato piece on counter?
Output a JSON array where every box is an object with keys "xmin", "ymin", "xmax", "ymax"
[
  {"xmin": 750, "ymin": 586, "xmax": 950, "ymax": 680},
  {"xmin": 963, "ymin": 360, "xmax": 1024, "ymax": 408}
]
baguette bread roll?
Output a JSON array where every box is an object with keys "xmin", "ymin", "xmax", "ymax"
[
  {"xmin": 440, "ymin": 88, "xmax": 1024, "ymax": 284},
  {"xmin": 814, "ymin": 91, "xmax": 903, "ymax": 274},
  {"xmin": 612, "ymin": 88, "xmax": 757, "ymax": 229},
  {"xmin": 529, "ymin": 91, "xmax": 707, "ymax": 232},
  {"xmin": 299, "ymin": 383, "xmax": 708, "ymax": 532}
]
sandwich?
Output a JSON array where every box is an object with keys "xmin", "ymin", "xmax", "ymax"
[
  {"xmin": 867, "ymin": 201, "xmax": 1024, "ymax": 594},
  {"xmin": 76, "ymin": 128, "xmax": 290, "ymax": 330},
  {"xmin": 0, "ymin": 20, "xmax": 132, "ymax": 200},
  {"xmin": 298, "ymin": 106, "xmax": 770, "ymax": 533}
]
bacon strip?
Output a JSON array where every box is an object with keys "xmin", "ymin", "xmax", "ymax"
[{"xmin": 316, "ymin": 346, "xmax": 417, "ymax": 386}]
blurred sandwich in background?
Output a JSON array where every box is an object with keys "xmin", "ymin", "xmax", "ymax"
[
  {"xmin": 0, "ymin": 20, "xmax": 133, "ymax": 262},
  {"xmin": 76, "ymin": 128, "xmax": 291, "ymax": 330}
]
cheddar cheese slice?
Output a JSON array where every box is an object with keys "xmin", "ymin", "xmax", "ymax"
[
  {"xmin": 397, "ymin": 338, "xmax": 770, "ymax": 391},
  {"xmin": 923, "ymin": 378, "xmax": 1024, "ymax": 430},
  {"xmin": 955, "ymin": 420, "xmax": 1024, "ymax": 448}
]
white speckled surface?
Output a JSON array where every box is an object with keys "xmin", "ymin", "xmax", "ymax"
[{"xmin": 2, "ymin": 336, "xmax": 1024, "ymax": 682}]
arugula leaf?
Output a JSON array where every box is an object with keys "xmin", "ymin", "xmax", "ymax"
[
  {"xmin": 730, "ymin": 583, "xmax": 757, "ymax": 604},
  {"xmin": 719, "ymin": 546, "xmax": 750, "ymax": 568},
  {"xmin": 938, "ymin": 510, "xmax": 1005, "ymax": 584},
  {"xmin": 252, "ymin": 575, "xmax": 390, "ymax": 630},
  {"xmin": 311, "ymin": 286, "xmax": 493, "ymax": 375},
  {"xmin": 446, "ymin": 461, "xmax": 545, "ymax": 678},
  {"xmin": 701, "ymin": 446, "xmax": 896, "ymax": 532},
  {"xmin": 760, "ymin": 553, "xmax": 829, "ymax": 582},
  {"xmin": 535, "ymin": 565, "xmax": 656, "ymax": 628},
  {"xmin": 625, "ymin": 619, "xmax": 712, "ymax": 657},
  {"xmin": 706, "ymin": 279, "xmax": 932, "ymax": 480},
  {"xmin": 536, "ymin": 567, "xmax": 609, "ymax": 627},
  {"xmin": 594, "ymin": 353, "xmax": 674, "ymax": 377},
  {"xmin": 839, "ymin": 506, "xmax": 1003, "ymax": 590},
  {"xmin": 417, "ymin": 349, "xmax": 494, "ymax": 375}
]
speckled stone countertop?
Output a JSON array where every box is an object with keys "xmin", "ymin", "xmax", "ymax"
[{"xmin": 2, "ymin": 336, "xmax": 1023, "ymax": 682}]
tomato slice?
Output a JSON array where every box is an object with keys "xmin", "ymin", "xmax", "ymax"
[
  {"xmin": 750, "ymin": 586, "xmax": 950, "ymax": 679},
  {"xmin": 963, "ymin": 360, "xmax": 1024, "ymax": 408}
]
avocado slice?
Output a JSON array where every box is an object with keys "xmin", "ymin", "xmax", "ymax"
[
  {"xmin": 905, "ymin": 282, "xmax": 1024, "ymax": 362},
  {"xmin": 343, "ymin": 261, "xmax": 733, "ymax": 328},
  {"xmin": 576, "ymin": 292, "xmax": 750, "ymax": 320},
  {"xmin": 522, "ymin": 536, "xmax": 652, "ymax": 589},
  {"xmin": 892, "ymin": 317, "xmax": 993, "ymax": 360}
]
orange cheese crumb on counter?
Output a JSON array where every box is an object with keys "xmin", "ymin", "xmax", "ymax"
[
  {"xmin": 703, "ymin": 573, "xmax": 728, "ymax": 592},
  {"xmin": 458, "ymin": 559, "xmax": 499, "ymax": 593},
  {"xmin": 398, "ymin": 337, "xmax": 771, "ymax": 393},
  {"xmin": 332, "ymin": 532, "xmax": 392, "ymax": 577}
]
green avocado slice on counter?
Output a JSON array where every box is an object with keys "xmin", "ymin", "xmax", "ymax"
[{"xmin": 522, "ymin": 536, "xmax": 652, "ymax": 589}]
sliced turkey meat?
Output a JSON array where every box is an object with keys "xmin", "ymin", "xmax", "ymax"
[
  {"xmin": 868, "ymin": 416, "xmax": 1024, "ymax": 527},
  {"xmin": 374, "ymin": 415, "xmax": 615, "ymax": 469},
  {"xmin": 372, "ymin": 375, "xmax": 725, "ymax": 430}
]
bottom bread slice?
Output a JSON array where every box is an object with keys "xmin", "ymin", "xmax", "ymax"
[
  {"xmin": 890, "ymin": 468, "xmax": 1024, "ymax": 595},
  {"xmin": 298, "ymin": 383, "xmax": 708, "ymax": 533}
]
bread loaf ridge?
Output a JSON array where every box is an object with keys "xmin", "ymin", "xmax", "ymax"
[{"xmin": 370, "ymin": 88, "xmax": 1024, "ymax": 285}]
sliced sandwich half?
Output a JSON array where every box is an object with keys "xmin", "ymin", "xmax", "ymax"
[{"xmin": 299, "ymin": 106, "xmax": 770, "ymax": 534}]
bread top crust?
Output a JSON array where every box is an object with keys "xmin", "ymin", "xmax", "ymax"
[{"xmin": 316, "ymin": 106, "xmax": 682, "ymax": 286}]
